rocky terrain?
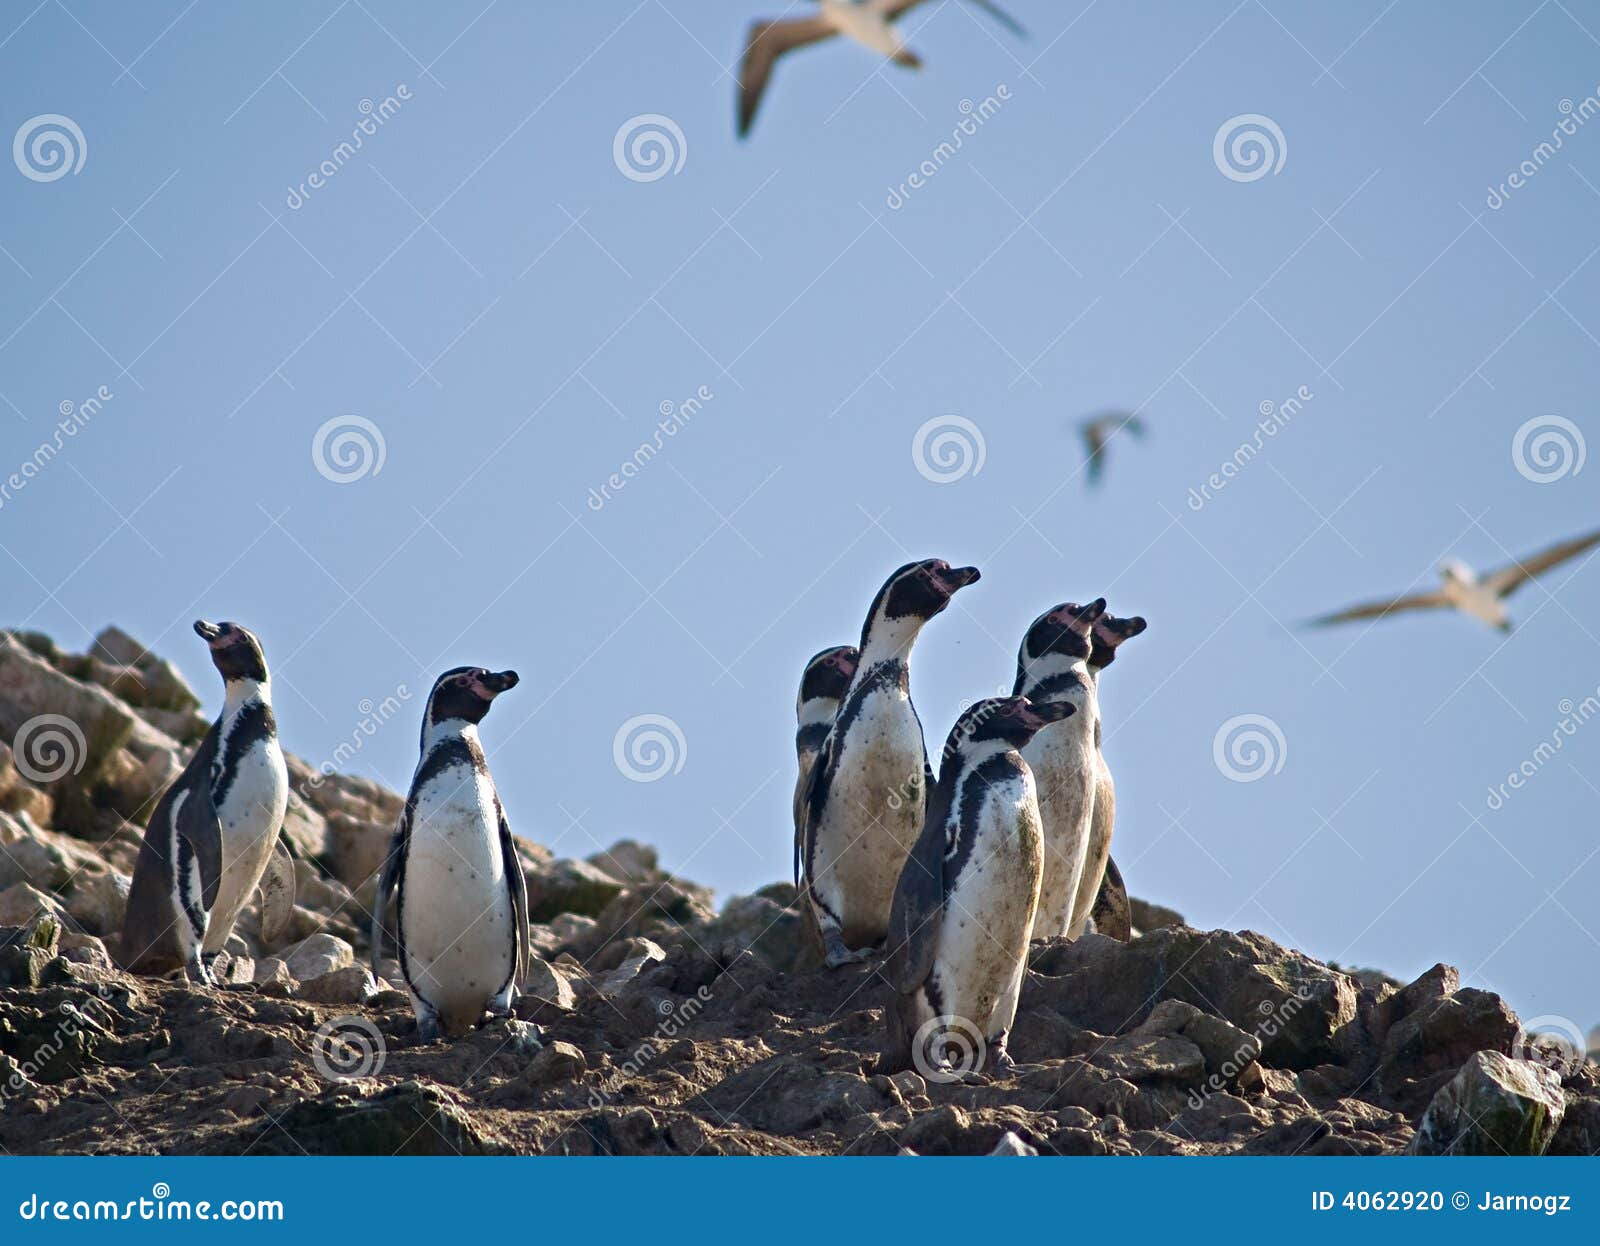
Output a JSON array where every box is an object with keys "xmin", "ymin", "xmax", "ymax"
[{"xmin": 0, "ymin": 626, "xmax": 1595, "ymax": 1156}]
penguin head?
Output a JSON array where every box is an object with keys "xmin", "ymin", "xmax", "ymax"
[
  {"xmin": 1018, "ymin": 598, "xmax": 1107, "ymax": 665},
  {"xmin": 799, "ymin": 645, "xmax": 859, "ymax": 706},
  {"xmin": 1088, "ymin": 611, "xmax": 1148, "ymax": 671},
  {"xmin": 193, "ymin": 620, "xmax": 269, "ymax": 683},
  {"xmin": 862, "ymin": 559, "xmax": 981, "ymax": 649},
  {"xmin": 945, "ymin": 695, "xmax": 1076, "ymax": 758},
  {"xmin": 425, "ymin": 667, "xmax": 520, "ymax": 733}
]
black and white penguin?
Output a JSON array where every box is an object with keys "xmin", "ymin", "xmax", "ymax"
[
  {"xmin": 1012, "ymin": 597, "xmax": 1107, "ymax": 940},
  {"xmin": 1071, "ymin": 610, "xmax": 1147, "ymax": 937},
  {"xmin": 372, "ymin": 667, "xmax": 531, "ymax": 1042},
  {"xmin": 797, "ymin": 559, "xmax": 980, "ymax": 967},
  {"xmin": 120, "ymin": 620, "xmax": 293, "ymax": 983},
  {"xmin": 880, "ymin": 695, "xmax": 1074, "ymax": 1077},
  {"xmin": 791, "ymin": 644, "xmax": 859, "ymax": 829}
]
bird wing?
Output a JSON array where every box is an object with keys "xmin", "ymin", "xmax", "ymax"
[
  {"xmin": 738, "ymin": 17, "xmax": 836, "ymax": 138},
  {"xmin": 1480, "ymin": 528, "xmax": 1600, "ymax": 598},
  {"xmin": 176, "ymin": 729, "xmax": 225, "ymax": 910},
  {"xmin": 255, "ymin": 834, "xmax": 297, "ymax": 943},
  {"xmin": 370, "ymin": 802, "xmax": 410, "ymax": 977},
  {"xmin": 1081, "ymin": 422, "xmax": 1107, "ymax": 485},
  {"xmin": 1091, "ymin": 855, "xmax": 1132, "ymax": 940},
  {"xmin": 499, "ymin": 802, "xmax": 532, "ymax": 989},
  {"xmin": 883, "ymin": 0, "xmax": 1027, "ymax": 36},
  {"xmin": 1305, "ymin": 590, "xmax": 1451, "ymax": 627},
  {"xmin": 883, "ymin": 775, "xmax": 951, "ymax": 995}
]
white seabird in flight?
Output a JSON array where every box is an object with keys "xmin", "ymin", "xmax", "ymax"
[
  {"xmin": 1307, "ymin": 528, "xmax": 1600, "ymax": 633},
  {"xmin": 737, "ymin": 0, "xmax": 1026, "ymax": 138}
]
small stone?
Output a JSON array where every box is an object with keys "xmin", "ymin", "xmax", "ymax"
[
  {"xmin": 282, "ymin": 933, "xmax": 353, "ymax": 983},
  {"xmin": 298, "ymin": 964, "xmax": 378, "ymax": 1006},
  {"xmin": 520, "ymin": 954, "xmax": 576, "ymax": 1012},
  {"xmin": 989, "ymin": 1130, "xmax": 1038, "ymax": 1156},
  {"xmin": 521, "ymin": 1041, "xmax": 584, "ymax": 1087}
]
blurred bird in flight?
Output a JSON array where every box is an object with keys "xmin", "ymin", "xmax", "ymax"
[{"xmin": 1079, "ymin": 410, "xmax": 1145, "ymax": 487}]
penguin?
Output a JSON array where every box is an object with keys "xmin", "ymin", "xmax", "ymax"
[
  {"xmin": 1089, "ymin": 855, "xmax": 1132, "ymax": 941},
  {"xmin": 792, "ymin": 644, "xmax": 859, "ymax": 830},
  {"xmin": 1069, "ymin": 610, "xmax": 1147, "ymax": 937},
  {"xmin": 372, "ymin": 667, "xmax": 531, "ymax": 1042},
  {"xmin": 797, "ymin": 559, "xmax": 980, "ymax": 967},
  {"xmin": 1011, "ymin": 597, "xmax": 1107, "ymax": 940},
  {"xmin": 879, "ymin": 695, "xmax": 1074, "ymax": 1077},
  {"xmin": 120, "ymin": 620, "xmax": 293, "ymax": 983}
]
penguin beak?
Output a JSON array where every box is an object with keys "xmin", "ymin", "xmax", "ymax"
[
  {"xmin": 939, "ymin": 565, "xmax": 981, "ymax": 593},
  {"xmin": 1120, "ymin": 615, "xmax": 1148, "ymax": 638},
  {"xmin": 480, "ymin": 670, "xmax": 519, "ymax": 695},
  {"xmin": 1020, "ymin": 699, "xmax": 1076, "ymax": 730},
  {"xmin": 1080, "ymin": 597, "xmax": 1108, "ymax": 623},
  {"xmin": 193, "ymin": 620, "xmax": 223, "ymax": 643}
]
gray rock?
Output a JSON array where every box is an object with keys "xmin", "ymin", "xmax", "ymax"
[
  {"xmin": 989, "ymin": 1130, "xmax": 1038, "ymax": 1155},
  {"xmin": 586, "ymin": 839, "xmax": 659, "ymax": 886},
  {"xmin": 517, "ymin": 1040, "xmax": 583, "ymax": 1087},
  {"xmin": 298, "ymin": 964, "xmax": 379, "ymax": 1005},
  {"xmin": 1408, "ymin": 1051, "xmax": 1564, "ymax": 1156},
  {"xmin": 520, "ymin": 954, "xmax": 577, "ymax": 1011},
  {"xmin": 282, "ymin": 934, "xmax": 353, "ymax": 983},
  {"xmin": 89, "ymin": 626, "xmax": 150, "ymax": 669},
  {"xmin": 524, "ymin": 857, "xmax": 626, "ymax": 922},
  {"xmin": 701, "ymin": 893, "xmax": 801, "ymax": 972}
]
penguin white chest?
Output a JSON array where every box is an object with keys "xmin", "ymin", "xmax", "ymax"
[
  {"xmin": 402, "ymin": 764, "xmax": 513, "ymax": 1030},
  {"xmin": 205, "ymin": 734, "xmax": 288, "ymax": 952},
  {"xmin": 1022, "ymin": 715, "xmax": 1098, "ymax": 939},
  {"xmin": 932, "ymin": 778, "xmax": 1043, "ymax": 1036},
  {"xmin": 818, "ymin": 687, "xmax": 926, "ymax": 941}
]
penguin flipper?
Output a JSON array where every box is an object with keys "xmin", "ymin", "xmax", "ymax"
[
  {"xmin": 371, "ymin": 804, "xmax": 409, "ymax": 977},
  {"xmin": 883, "ymin": 791, "xmax": 949, "ymax": 995},
  {"xmin": 499, "ymin": 804, "xmax": 531, "ymax": 989},
  {"xmin": 1091, "ymin": 855, "xmax": 1132, "ymax": 941},
  {"xmin": 795, "ymin": 723, "xmax": 835, "ymax": 891},
  {"xmin": 256, "ymin": 834, "xmax": 297, "ymax": 944},
  {"xmin": 178, "ymin": 740, "xmax": 225, "ymax": 911}
]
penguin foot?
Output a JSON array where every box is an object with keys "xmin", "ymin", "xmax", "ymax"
[
  {"xmin": 415, "ymin": 1014, "xmax": 443, "ymax": 1044},
  {"xmin": 184, "ymin": 956, "xmax": 215, "ymax": 988},
  {"xmin": 985, "ymin": 1035, "xmax": 1017, "ymax": 1077},
  {"xmin": 822, "ymin": 938, "xmax": 872, "ymax": 969}
]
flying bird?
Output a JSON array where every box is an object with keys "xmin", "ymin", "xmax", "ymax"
[
  {"xmin": 1307, "ymin": 528, "xmax": 1600, "ymax": 633},
  {"xmin": 1079, "ymin": 410, "xmax": 1145, "ymax": 486},
  {"xmin": 737, "ymin": 0, "xmax": 1026, "ymax": 138}
]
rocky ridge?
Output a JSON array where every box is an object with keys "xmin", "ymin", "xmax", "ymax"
[{"xmin": 0, "ymin": 626, "xmax": 1595, "ymax": 1156}]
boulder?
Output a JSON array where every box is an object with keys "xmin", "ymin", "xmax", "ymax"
[
  {"xmin": 89, "ymin": 626, "xmax": 150, "ymax": 668},
  {"xmin": 524, "ymin": 857, "xmax": 626, "ymax": 922},
  {"xmin": 699, "ymin": 892, "xmax": 802, "ymax": 972},
  {"xmin": 321, "ymin": 813, "xmax": 394, "ymax": 892},
  {"xmin": 298, "ymin": 965, "xmax": 379, "ymax": 1006},
  {"xmin": 989, "ymin": 1130, "xmax": 1039, "ymax": 1155},
  {"xmin": 1025, "ymin": 927, "xmax": 1358, "ymax": 1069},
  {"xmin": 586, "ymin": 839, "xmax": 659, "ymax": 886},
  {"xmin": 1408, "ymin": 1051, "xmax": 1564, "ymax": 1156}
]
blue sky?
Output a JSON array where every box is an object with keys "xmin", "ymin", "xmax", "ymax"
[{"xmin": 2, "ymin": 2, "xmax": 1598, "ymax": 1030}]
